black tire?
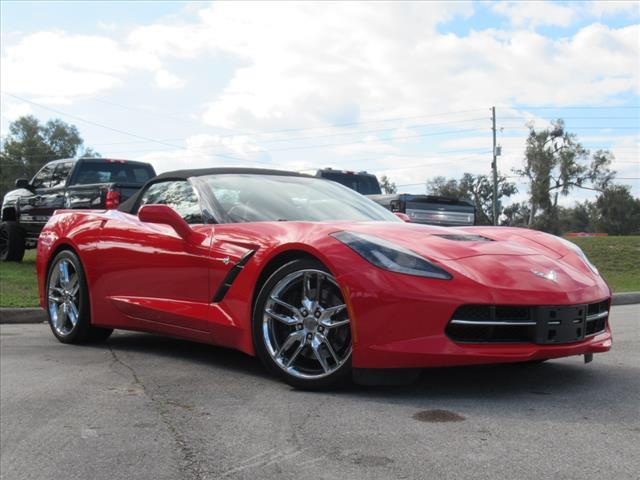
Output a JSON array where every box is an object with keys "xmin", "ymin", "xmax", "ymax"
[
  {"xmin": 45, "ymin": 249, "xmax": 113, "ymax": 344},
  {"xmin": 253, "ymin": 258, "xmax": 352, "ymax": 390},
  {"xmin": 0, "ymin": 221, "xmax": 25, "ymax": 262}
]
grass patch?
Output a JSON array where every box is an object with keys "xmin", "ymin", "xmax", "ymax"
[
  {"xmin": 0, "ymin": 236, "xmax": 638, "ymax": 308},
  {"xmin": 567, "ymin": 236, "xmax": 640, "ymax": 293},
  {"xmin": 0, "ymin": 250, "xmax": 40, "ymax": 307}
]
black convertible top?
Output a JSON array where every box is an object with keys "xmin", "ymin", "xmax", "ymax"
[
  {"xmin": 150, "ymin": 167, "xmax": 311, "ymax": 181},
  {"xmin": 118, "ymin": 167, "xmax": 311, "ymax": 214}
]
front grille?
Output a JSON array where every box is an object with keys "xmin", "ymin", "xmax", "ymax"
[{"xmin": 446, "ymin": 300, "xmax": 609, "ymax": 344}]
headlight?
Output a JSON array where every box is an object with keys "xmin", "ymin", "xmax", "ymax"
[
  {"xmin": 331, "ymin": 231, "xmax": 452, "ymax": 280},
  {"xmin": 558, "ymin": 237, "xmax": 599, "ymax": 275}
]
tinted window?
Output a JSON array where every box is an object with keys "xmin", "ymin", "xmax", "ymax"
[
  {"xmin": 73, "ymin": 161, "xmax": 154, "ymax": 185},
  {"xmin": 201, "ymin": 174, "xmax": 400, "ymax": 223},
  {"xmin": 318, "ymin": 172, "xmax": 382, "ymax": 195},
  {"xmin": 50, "ymin": 162, "xmax": 74, "ymax": 189},
  {"xmin": 138, "ymin": 181, "xmax": 203, "ymax": 224},
  {"xmin": 31, "ymin": 164, "xmax": 56, "ymax": 189}
]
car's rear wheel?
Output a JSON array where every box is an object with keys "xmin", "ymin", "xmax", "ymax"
[
  {"xmin": 253, "ymin": 259, "xmax": 352, "ymax": 389},
  {"xmin": 46, "ymin": 250, "xmax": 113, "ymax": 344},
  {"xmin": 0, "ymin": 221, "xmax": 25, "ymax": 262}
]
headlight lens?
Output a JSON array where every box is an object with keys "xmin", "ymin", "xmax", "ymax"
[
  {"xmin": 558, "ymin": 237, "xmax": 599, "ymax": 275},
  {"xmin": 332, "ymin": 231, "xmax": 452, "ymax": 280}
]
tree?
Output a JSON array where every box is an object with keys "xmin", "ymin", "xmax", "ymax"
[
  {"xmin": 515, "ymin": 119, "xmax": 614, "ymax": 232},
  {"xmin": 80, "ymin": 148, "xmax": 101, "ymax": 158},
  {"xmin": 595, "ymin": 185, "xmax": 640, "ymax": 235},
  {"xmin": 426, "ymin": 172, "xmax": 517, "ymax": 225},
  {"xmin": 379, "ymin": 175, "xmax": 397, "ymax": 194},
  {"xmin": 0, "ymin": 116, "xmax": 97, "ymax": 200},
  {"xmin": 501, "ymin": 202, "xmax": 530, "ymax": 227},
  {"xmin": 425, "ymin": 176, "xmax": 459, "ymax": 198}
]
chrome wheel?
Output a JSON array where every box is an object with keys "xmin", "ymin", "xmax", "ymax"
[
  {"xmin": 48, "ymin": 258, "xmax": 81, "ymax": 336},
  {"xmin": 262, "ymin": 269, "xmax": 351, "ymax": 380}
]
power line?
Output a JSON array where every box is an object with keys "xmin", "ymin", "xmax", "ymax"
[
  {"xmin": 153, "ymin": 107, "xmax": 492, "ymax": 138},
  {"xmin": 510, "ymin": 105, "xmax": 640, "ymax": 110},
  {"xmin": 0, "ymin": 146, "xmax": 498, "ymax": 163},
  {"xmin": 0, "ymin": 92, "xmax": 260, "ymax": 165},
  {"xmin": 499, "ymin": 116, "xmax": 639, "ymax": 120},
  {"xmin": 94, "ymin": 116, "xmax": 490, "ymax": 149},
  {"xmin": 500, "ymin": 126, "xmax": 639, "ymax": 130},
  {"xmin": 5, "ymin": 126, "xmax": 491, "ymax": 159}
]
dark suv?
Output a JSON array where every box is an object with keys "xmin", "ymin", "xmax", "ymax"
[{"xmin": 1, "ymin": 157, "xmax": 155, "ymax": 262}]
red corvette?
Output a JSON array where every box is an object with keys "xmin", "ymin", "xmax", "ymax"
[{"xmin": 37, "ymin": 168, "xmax": 612, "ymax": 388}]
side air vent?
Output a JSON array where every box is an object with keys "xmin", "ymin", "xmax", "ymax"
[{"xmin": 212, "ymin": 250, "xmax": 256, "ymax": 302}]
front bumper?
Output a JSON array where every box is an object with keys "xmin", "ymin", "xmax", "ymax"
[{"xmin": 338, "ymin": 260, "xmax": 612, "ymax": 369}]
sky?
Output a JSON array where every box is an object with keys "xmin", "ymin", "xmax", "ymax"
[{"xmin": 1, "ymin": 0, "xmax": 639, "ymax": 207}]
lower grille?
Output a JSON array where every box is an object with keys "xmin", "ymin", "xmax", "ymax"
[{"xmin": 446, "ymin": 300, "xmax": 609, "ymax": 344}]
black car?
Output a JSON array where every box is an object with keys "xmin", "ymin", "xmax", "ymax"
[
  {"xmin": 315, "ymin": 168, "xmax": 382, "ymax": 194},
  {"xmin": 1, "ymin": 157, "xmax": 155, "ymax": 262},
  {"xmin": 366, "ymin": 193, "xmax": 476, "ymax": 226},
  {"xmin": 316, "ymin": 168, "xmax": 476, "ymax": 226}
]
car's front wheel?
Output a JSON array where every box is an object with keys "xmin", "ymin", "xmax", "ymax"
[
  {"xmin": 253, "ymin": 259, "xmax": 352, "ymax": 389},
  {"xmin": 46, "ymin": 250, "xmax": 113, "ymax": 344}
]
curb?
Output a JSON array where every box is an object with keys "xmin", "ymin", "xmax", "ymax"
[
  {"xmin": 611, "ymin": 292, "xmax": 640, "ymax": 306},
  {"xmin": 1, "ymin": 293, "xmax": 638, "ymax": 324},
  {"xmin": 0, "ymin": 308, "xmax": 47, "ymax": 324}
]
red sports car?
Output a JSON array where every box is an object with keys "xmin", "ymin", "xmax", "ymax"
[{"xmin": 37, "ymin": 168, "xmax": 612, "ymax": 388}]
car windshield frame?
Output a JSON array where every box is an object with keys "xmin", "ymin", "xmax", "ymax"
[{"xmin": 191, "ymin": 174, "xmax": 401, "ymax": 224}]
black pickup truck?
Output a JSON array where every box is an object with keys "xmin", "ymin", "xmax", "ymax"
[{"xmin": 1, "ymin": 157, "xmax": 155, "ymax": 262}]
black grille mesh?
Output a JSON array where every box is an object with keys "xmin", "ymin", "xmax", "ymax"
[{"xmin": 446, "ymin": 300, "xmax": 609, "ymax": 344}]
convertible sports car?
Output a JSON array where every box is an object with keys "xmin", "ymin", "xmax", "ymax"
[{"xmin": 37, "ymin": 168, "xmax": 612, "ymax": 388}]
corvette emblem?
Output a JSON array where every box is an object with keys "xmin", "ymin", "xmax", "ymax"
[
  {"xmin": 531, "ymin": 269, "xmax": 558, "ymax": 283},
  {"xmin": 215, "ymin": 256, "xmax": 231, "ymax": 265}
]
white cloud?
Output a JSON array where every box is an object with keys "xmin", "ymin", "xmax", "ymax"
[
  {"xmin": 123, "ymin": 2, "xmax": 640, "ymax": 132},
  {"xmin": 0, "ymin": 98, "xmax": 33, "ymax": 135},
  {"xmin": 1, "ymin": 100, "xmax": 33, "ymax": 121},
  {"xmin": 132, "ymin": 133, "xmax": 280, "ymax": 174},
  {"xmin": 492, "ymin": 1, "xmax": 579, "ymax": 28},
  {"xmin": 0, "ymin": 31, "xmax": 161, "ymax": 99},
  {"xmin": 97, "ymin": 21, "xmax": 118, "ymax": 32},
  {"xmin": 3, "ymin": 3, "xmax": 638, "ymax": 129},
  {"xmin": 589, "ymin": 1, "xmax": 640, "ymax": 17},
  {"xmin": 154, "ymin": 69, "xmax": 185, "ymax": 89},
  {"xmin": 1, "ymin": 1, "xmax": 637, "ymax": 202}
]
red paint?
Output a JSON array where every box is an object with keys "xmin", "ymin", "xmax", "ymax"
[
  {"xmin": 37, "ymin": 209, "xmax": 612, "ymax": 368},
  {"xmin": 105, "ymin": 190, "xmax": 120, "ymax": 209},
  {"xmin": 394, "ymin": 212, "xmax": 411, "ymax": 222}
]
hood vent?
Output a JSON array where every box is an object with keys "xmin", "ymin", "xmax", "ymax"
[{"xmin": 433, "ymin": 234, "xmax": 493, "ymax": 242}]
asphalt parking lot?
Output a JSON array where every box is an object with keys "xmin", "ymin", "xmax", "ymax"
[{"xmin": 1, "ymin": 305, "xmax": 638, "ymax": 480}]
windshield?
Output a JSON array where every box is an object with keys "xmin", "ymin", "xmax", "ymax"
[{"xmin": 198, "ymin": 174, "xmax": 401, "ymax": 223}]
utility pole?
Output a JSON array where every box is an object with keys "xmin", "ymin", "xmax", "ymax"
[{"xmin": 491, "ymin": 106, "xmax": 498, "ymax": 226}]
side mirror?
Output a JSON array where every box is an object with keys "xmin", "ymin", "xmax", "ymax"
[
  {"xmin": 15, "ymin": 179, "xmax": 31, "ymax": 189},
  {"xmin": 394, "ymin": 212, "xmax": 411, "ymax": 223},
  {"xmin": 138, "ymin": 204, "xmax": 194, "ymax": 241}
]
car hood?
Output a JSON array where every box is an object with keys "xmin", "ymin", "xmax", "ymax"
[
  {"xmin": 323, "ymin": 222, "xmax": 606, "ymax": 296},
  {"xmin": 335, "ymin": 222, "xmax": 562, "ymax": 261}
]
